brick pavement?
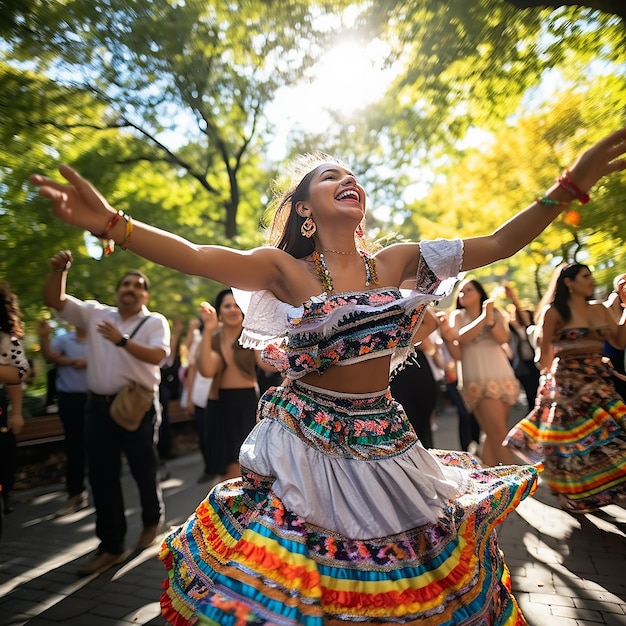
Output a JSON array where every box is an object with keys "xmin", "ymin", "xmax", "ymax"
[{"xmin": 1, "ymin": 404, "xmax": 625, "ymax": 626}]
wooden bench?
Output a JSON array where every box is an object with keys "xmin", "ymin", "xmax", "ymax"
[
  {"xmin": 15, "ymin": 400, "xmax": 191, "ymax": 446},
  {"xmin": 15, "ymin": 415, "xmax": 65, "ymax": 446}
]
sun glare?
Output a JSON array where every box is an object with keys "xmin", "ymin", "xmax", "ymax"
[
  {"xmin": 311, "ymin": 39, "xmax": 397, "ymax": 114},
  {"xmin": 266, "ymin": 39, "xmax": 401, "ymax": 158}
]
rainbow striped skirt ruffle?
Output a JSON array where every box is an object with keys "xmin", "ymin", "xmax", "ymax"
[
  {"xmin": 505, "ymin": 351, "xmax": 626, "ymax": 512},
  {"xmin": 160, "ymin": 381, "xmax": 539, "ymax": 625}
]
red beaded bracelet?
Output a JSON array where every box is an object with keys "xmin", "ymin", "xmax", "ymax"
[
  {"xmin": 101, "ymin": 210, "xmax": 124, "ymax": 255},
  {"xmin": 557, "ymin": 171, "xmax": 590, "ymax": 204},
  {"xmin": 100, "ymin": 210, "xmax": 123, "ymax": 238}
]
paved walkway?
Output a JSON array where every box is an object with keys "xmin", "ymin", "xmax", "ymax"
[{"xmin": 1, "ymin": 404, "xmax": 625, "ymax": 626}]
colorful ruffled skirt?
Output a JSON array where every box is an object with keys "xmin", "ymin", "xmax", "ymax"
[
  {"xmin": 160, "ymin": 380, "xmax": 539, "ymax": 625},
  {"xmin": 504, "ymin": 351, "xmax": 626, "ymax": 513}
]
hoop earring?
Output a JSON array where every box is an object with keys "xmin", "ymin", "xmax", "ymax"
[{"xmin": 301, "ymin": 217, "xmax": 316, "ymax": 238}]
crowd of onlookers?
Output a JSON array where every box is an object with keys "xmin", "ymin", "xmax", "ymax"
[{"xmin": 3, "ymin": 262, "xmax": 626, "ymax": 544}]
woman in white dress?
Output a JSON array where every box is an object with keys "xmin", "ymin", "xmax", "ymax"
[{"xmin": 449, "ymin": 278, "xmax": 520, "ymax": 466}]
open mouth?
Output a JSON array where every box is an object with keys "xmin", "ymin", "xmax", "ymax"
[{"xmin": 336, "ymin": 189, "xmax": 361, "ymax": 203}]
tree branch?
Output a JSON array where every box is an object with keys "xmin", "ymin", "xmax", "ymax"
[{"xmin": 120, "ymin": 116, "xmax": 217, "ymax": 194}]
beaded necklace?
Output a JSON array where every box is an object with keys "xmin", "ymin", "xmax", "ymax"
[{"xmin": 310, "ymin": 250, "xmax": 378, "ymax": 293}]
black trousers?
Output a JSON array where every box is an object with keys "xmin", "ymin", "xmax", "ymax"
[
  {"xmin": 444, "ymin": 381, "xmax": 481, "ymax": 452},
  {"xmin": 194, "ymin": 403, "xmax": 216, "ymax": 476},
  {"xmin": 85, "ymin": 395, "xmax": 163, "ymax": 554},
  {"xmin": 58, "ymin": 391, "xmax": 88, "ymax": 497},
  {"xmin": 390, "ymin": 352, "xmax": 435, "ymax": 448},
  {"xmin": 157, "ymin": 383, "xmax": 173, "ymax": 459},
  {"xmin": 0, "ymin": 386, "xmax": 16, "ymax": 503}
]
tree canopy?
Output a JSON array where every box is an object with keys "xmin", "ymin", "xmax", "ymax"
[
  {"xmin": 507, "ymin": 0, "xmax": 626, "ymax": 20},
  {"xmin": 2, "ymin": 0, "xmax": 626, "ymax": 331}
]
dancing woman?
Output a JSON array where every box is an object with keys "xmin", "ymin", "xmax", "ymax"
[
  {"xmin": 196, "ymin": 289, "xmax": 266, "ymax": 481},
  {"xmin": 505, "ymin": 263, "xmax": 626, "ymax": 514},
  {"xmin": 449, "ymin": 278, "xmax": 520, "ymax": 466},
  {"xmin": 30, "ymin": 128, "xmax": 626, "ymax": 624}
]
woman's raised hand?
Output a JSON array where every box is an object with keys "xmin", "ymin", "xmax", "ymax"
[
  {"xmin": 568, "ymin": 127, "xmax": 626, "ymax": 193},
  {"xmin": 49, "ymin": 249, "xmax": 73, "ymax": 272},
  {"xmin": 199, "ymin": 302, "xmax": 219, "ymax": 334},
  {"xmin": 29, "ymin": 165, "xmax": 115, "ymax": 237}
]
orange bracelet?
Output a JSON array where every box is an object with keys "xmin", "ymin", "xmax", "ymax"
[
  {"xmin": 120, "ymin": 214, "xmax": 133, "ymax": 250},
  {"xmin": 100, "ymin": 210, "xmax": 124, "ymax": 238}
]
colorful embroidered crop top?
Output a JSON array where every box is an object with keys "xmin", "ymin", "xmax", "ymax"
[
  {"xmin": 552, "ymin": 326, "xmax": 610, "ymax": 356},
  {"xmin": 235, "ymin": 238, "xmax": 463, "ymax": 379}
]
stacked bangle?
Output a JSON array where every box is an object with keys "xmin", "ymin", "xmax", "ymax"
[
  {"xmin": 100, "ymin": 210, "xmax": 123, "ymax": 237},
  {"xmin": 120, "ymin": 214, "xmax": 134, "ymax": 250},
  {"xmin": 557, "ymin": 170, "xmax": 590, "ymax": 204},
  {"xmin": 95, "ymin": 210, "xmax": 134, "ymax": 254}
]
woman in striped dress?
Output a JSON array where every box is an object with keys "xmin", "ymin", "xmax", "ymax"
[{"xmin": 505, "ymin": 263, "xmax": 626, "ymax": 514}]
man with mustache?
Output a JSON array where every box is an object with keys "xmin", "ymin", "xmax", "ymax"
[{"xmin": 44, "ymin": 250, "xmax": 170, "ymax": 576}]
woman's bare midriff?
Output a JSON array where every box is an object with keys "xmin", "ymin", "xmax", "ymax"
[
  {"xmin": 220, "ymin": 366, "xmax": 257, "ymax": 390},
  {"xmin": 299, "ymin": 356, "xmax": 392, "ymax": 394}
]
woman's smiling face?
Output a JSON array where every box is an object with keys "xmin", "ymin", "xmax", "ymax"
[{"xmin": 301, "ymin": 164, "xmax": 366, "ymax": 223}]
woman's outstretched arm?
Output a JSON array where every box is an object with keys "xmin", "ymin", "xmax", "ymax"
[
  {"xmin": 462, "ymin": 127, "xmax": 626, "ymax": 271},
  {"xmin": 29, "ymin": 165, "xmax": 286, "ymax": 292}
]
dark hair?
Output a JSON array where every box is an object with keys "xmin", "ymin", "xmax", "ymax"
[
  {"xmin": 551, "ymin": 263, "xmax": 590, "ymax": 322},
  {"xmin": 214, "ymin": 288, "xmax": 234, "ymax": 315},
  {"xmin": 455, "ymin": 278, "xmax": 489, "ymax": 310},
  {"xmin": 116, "ymin": 270, "xmax": 150, "ymax": 291},
  {"xmin": 274, "ymin": 167, "xmax": 319, "ymax": 258},
  {"xmin": 0, "ymin": 282, "xmax": 25, "ymax": 338}
]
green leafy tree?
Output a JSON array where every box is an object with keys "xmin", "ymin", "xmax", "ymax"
[
  {"xmin": 506, "ymin": 1, "xmax": 626, "ymax": 19},
  {"xmin": 3, "ymin": 0, "xmax": 349, "ymax": 237},
  {"xmin": 1, "ymin": 0, "xmax": 355, "ymax": 317},
  {"xmin": 404, "ymin": 87, "xmax": 626, "ymax": 305},
  {"xmin": 324, "ymin": 1, "xmax": 625, "ymax": 171},
  {"xmin": 4, "ymin": 0, "xmax": 626, "ymax": 318}
]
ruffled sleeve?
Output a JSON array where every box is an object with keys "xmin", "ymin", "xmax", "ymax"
[
  {"xmin": 388, "ymin": 239, "xmax": 463, "ymax": 377},
  {"xmin": 415, "ymin": 238, "xmax": 463, "ymax": 298},
  {"xmin": 235, "ymin": 289, "xmax": 296, "ymax": 350}
]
